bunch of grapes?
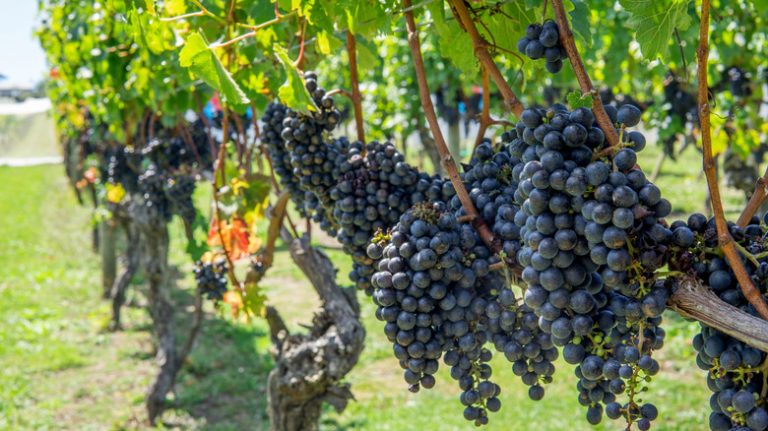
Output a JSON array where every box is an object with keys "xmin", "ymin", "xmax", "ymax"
[
  {"xmin": 194, "ymin": 259, "xmax": 228, "ymax": 301},
  {"xmin": 671, "ymin": 214, "xmax": 768, "ymax": 431},
  {"xmin": 719, "ymin": 66, "xmax": 752, "ymax": 98},
  {"xmin": 663, "ymin": 77, "xmax": 698, "ymax": 125},
  {"xmin": 333, "ymin": 140, "xmax": 443, "ymax": 294},
  {"xmin": 262, "ymin": 101, "xmax": 310, "ymax": 217},
  {"xmin": 510, "ymin": 102, "xmax": 673, "ymax": 429},
  {"xmin": 368, "ymin": 194, "xmax": 558, "ymax": 426},
  {"xmin": 517, "ymin": 21, "xmax": 567, "ymax": 74}
]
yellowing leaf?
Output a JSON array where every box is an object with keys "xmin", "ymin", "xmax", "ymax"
[
  {"xmin": 316, "ymin": 31, "xmax": 331, "ymax": 55},
  {"xmin": 145, "ymin": 0, "xmax": 157, "ymax": 15},
  {"xmin": 164, "ymin": 0, "xmax": 186, "ymax": 16},
  {"xmin": 230, "ymin": 177, "xmax": 249, "ymax": 195},
  {"xmin": 709, "ymin": 114, "xmax": 728, "ymax": 156},
  {"xmin": 106, "ymin": 183, "xmax": 126, "ymax": 203},
  {"xmin": 223, "ymin": 291, "xmax": 244, "ymax": 318}
]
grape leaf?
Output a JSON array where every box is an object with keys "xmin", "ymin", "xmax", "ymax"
[
  {"xmin": 568, "ymin": 0, "xmax": 592, "ymax": 47},
  {"xmin": 185, "ymin": 213, "xmax": 209, "ymax": 261},
  {"xmin": 567, "ymin": 91, "xmax": 593, "ymax": 109},
  {"xmin": 479, "ymin": 3, "xmax": 536, "ymax": 56},
  {"xmin": 179, "ymin": 31, "xmax": 250, "ymax": 107},
  {"xmin": 618, "ymin": 0, "xmax": 692, "ymax": 61},
  {"xmin": 316, "ymin": 30, "xmax": 332, "ymax": 55},
  {"xmin": 274, "ymin": 46, "xmax": 317, "ymax": 113},
  {"xmin": 428, "ymin": 2, "xmax": 477, "ymax": 79}
]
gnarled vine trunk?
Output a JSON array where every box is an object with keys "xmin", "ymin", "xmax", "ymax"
[
  {"xmin": 100, "ymin": 219, "xmax": 117, "ymax": 299},
  {"xmin": 265, "ymin": 233, "xmax": 365, "ymax": 431},
  {"xmin": 129, "ymin": 199, "xmax": 178, "ymax": 425},
  {"xmin": 110, "ymin": 209, "xmax": 141, "ymax": 330}
]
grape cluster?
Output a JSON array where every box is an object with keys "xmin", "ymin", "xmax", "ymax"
[
  {"xmin": 663, "ymin": 77, "xmax": 698, "ymax": 125},
  {"xmin": 194, "ymin": 259, "xmax": 228, "ymax": 300},
  {"xmin": 671, "ymin": 214, "xmax": 768, "ymax": 431},
  {"xmin": 113, "ymin": 136, "xmax": 201, "ymax": 224},
  {"xmin": 334, "ymin": 140, "xmax": 443, "ymax": 294},
  {"xmin": 517, "ymin": 21, "xmax": 567, "ymax": 74},
  {"xmin": 509, "ymin": 103, "xmax": 673, "ymax": 429},
  {"xmin": 261, "ymin": 77, "xmax": 437, "ymax": 295},
  {"xmin": 367, "ymin": 196, "xmax": 556, "ymax": 426},
  {"xmin": 261, "ymin": 72, "xmax": 341, "ymax": 231},
  {"xmin": 362, "ymin": 137, "xmax": 568, "ymax": 425},
  {"xmin": 718, "ymin": 66, "xmax": 752, "ymax": 98},
  {"xmin": 262, "ymin": 101, "xmax": 309, "ymax": 216}
]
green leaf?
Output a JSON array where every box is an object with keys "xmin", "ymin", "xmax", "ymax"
[
  {"xmin": 567, "ymin": 91, "xmax": 593, "ymax": 109},
  {"xmin": 428, "ymin": 2, "xmax": 478, "ymax": 79},
  {"xmin": 185, "ymin": 213, "xmax": 209, "ymax": 261},
  {"xmin": 179, "ymin": 31, "xmax": 250, "ymax": 107},
  {"xmin": 525, "ymin": 0, "xmax": 541, "ymax": 9},
  {"xmin": 273, "ymin": 46, "xmax": 317, "ymax": 113},
  {"xmin": 619, "ymin": 0, "xmax": 692, "ymax": 61},
  {"xmin": 568, "ymin": 0, "xmax": 592, "ymax": 47}
]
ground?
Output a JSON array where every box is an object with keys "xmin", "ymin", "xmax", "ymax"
[{"xmin": 0, "ymin": 141, "xmax": 749, "ymax": 430}]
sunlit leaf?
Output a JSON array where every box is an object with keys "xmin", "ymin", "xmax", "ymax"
[
  {"xmin": 619, "ymin": 0, "xmax": 692, "ymax": 61},
  {"xmin": 179, "ymin": 31, "xmax": 250, "ymax": 107},
  {"xmin": 274, "ymin": 45, "xmax": 317, "ymax": 113}
]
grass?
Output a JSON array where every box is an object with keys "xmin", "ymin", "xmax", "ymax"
[{"xmin": 0, "ymin": 140, "xmax": 754, "ymax": 430}]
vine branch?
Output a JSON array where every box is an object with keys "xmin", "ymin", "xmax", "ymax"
[
  {"xmin": 737, "ymin": 165, "xmax": 768, "ymax": 228},
  {"xmin": 346, "ymin": 31, "xmax": 366, "ymax": 142},
  {"xmin": 403, "ymin": 0, "xmax": 502, "ymax": 258},
  {"xmin": 447, "ymin": 0, "xmax": 524, "ymax": 118},
  {"xmin": 696, "ymin": 0, "xmax": 768, "ymax": 321},
  {"xmin": 550, "ymin": 0, "xmax": 620, "ymax": 147}
]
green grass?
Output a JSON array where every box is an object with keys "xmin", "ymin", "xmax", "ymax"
[{"xmin": 0, "ymin": 142, "xmax": 754, "ymax": 430}]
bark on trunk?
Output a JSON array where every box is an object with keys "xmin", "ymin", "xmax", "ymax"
[
  {"xmin": 140, "ymin": 221, "xmax": 177, "ymax": 425},
  {"xmin": 100, "ymin": 220, "xmax": 118, "ymax": 299},
  {"xmin": 110, "ymin": 213, "xmax": 140, "ymax": 331},
  {"xmin": 128, "ymin": 198, "xmax": 178, "ymax": 425},
  {"xmin": 265, "ymin": 233, "xmax": 365, "ymax": 431}
]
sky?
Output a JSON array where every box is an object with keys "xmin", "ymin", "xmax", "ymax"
[{"xmin": 0, "ymin": 1, "xmax": 48, "ymax": 87}]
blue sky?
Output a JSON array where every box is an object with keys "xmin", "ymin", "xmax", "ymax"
[{"xmin": 0, "ymin": 1, "xmax": 47, "ymax": 87}]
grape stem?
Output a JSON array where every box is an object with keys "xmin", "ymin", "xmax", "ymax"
[
  {"xmin": 160, "ymin": 10, "xmax": 205, "ymax": 22},
  {"xmin": 403, "ymin": 0, "xmax": 505, "ymax": 265},
  {"xmin": 346, "ymin": 31, "xmax": 366, "ymax": 142},
  {"xmin": 209, "ymin": 11, "xmax": 297, "ymax": 49},
  {"xmin": 446, "ymin": 0, "xmax": 524, "ymax": 118},
  {"xmin": 188, "ymin": 0, "xmax": 226, "ymax": 24},
  {"xmin": 549, "ymin": 0, "xmax": 620, "ymax": 148},
  {"xmin": 673, "ymin": 28, "xmax": 690, "ymax": 83},
  {"xmin": 695, "ymin": 0, "xmax": 768, "ymax": 321},
  {"xmin": 736, "ymin": 165, "xmax": 768, "ymax": 228}
]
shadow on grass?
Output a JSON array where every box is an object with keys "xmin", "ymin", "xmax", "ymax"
[
  {"xmin": 112, "ymin": 261, "xmax": 273, "ymax": 430},
  {"xmin": 154, "ymin": 275, "xmax": 273, "ymax": 430}
]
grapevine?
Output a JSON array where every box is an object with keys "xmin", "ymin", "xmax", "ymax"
[{"xmin": 33, "ymin": 0, "xmax": 768, "ymax": 430}]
